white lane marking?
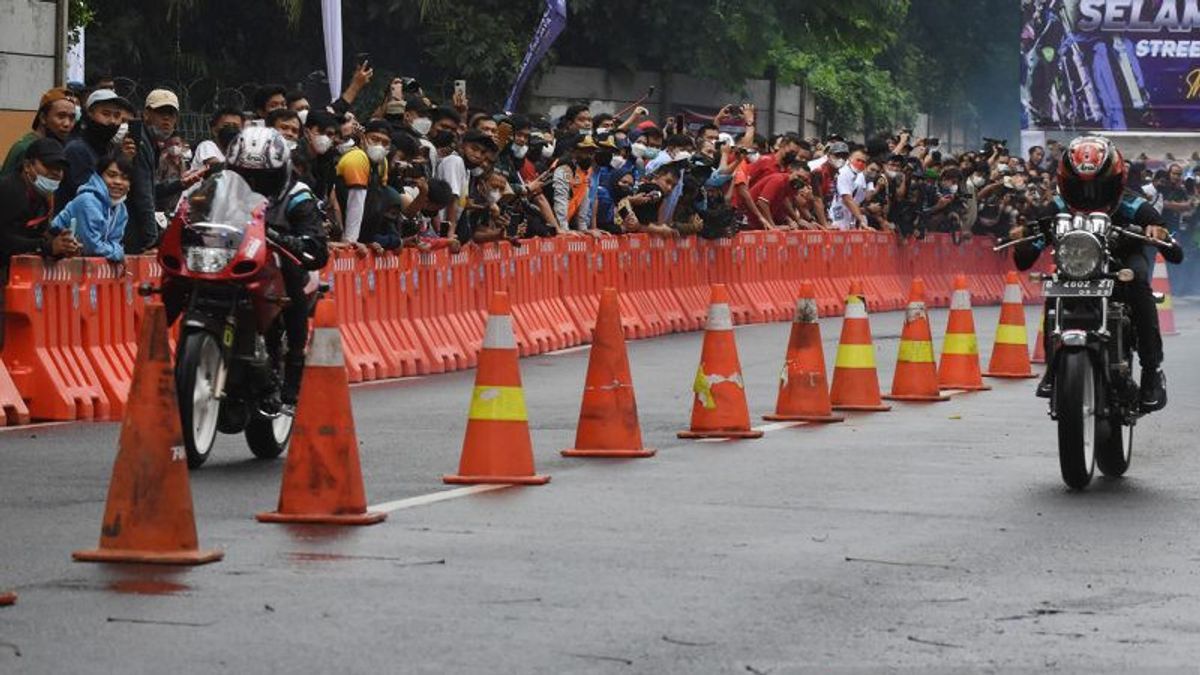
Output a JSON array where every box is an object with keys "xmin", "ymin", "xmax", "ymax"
[
  {"xmin": 369, "ymin": 484, "xmax": 510, "ymax": 513},
  {"xmin": 548, "ymin": 344, "xmax": 592, "ymax": 356},
  {"xmin": 692, "ymin": 420, "xmax": 803, "ymax": 443},
  {"xmin": 350, "ymin": 375, "xmax": 426, "ymax": 389},
  {"xmin": 0, "ymin": 421, "xmax": 74, "ymax": 434}
]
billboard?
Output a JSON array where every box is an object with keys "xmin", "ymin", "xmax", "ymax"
[{"xmin": 1021, "ymin": 0, "xmax": 1200, "ymax": 131}]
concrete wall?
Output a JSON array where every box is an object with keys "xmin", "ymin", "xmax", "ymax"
[{"xmin": 0, "ymin": 0, "xmax": 60, "ymax": 156}]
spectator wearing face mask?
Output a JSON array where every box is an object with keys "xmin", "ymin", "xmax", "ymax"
[
  {"xmin": 436, "ymin": 129, "xmax": 497, "ymax": 240},
  {"xmin": 51, "ymin": 153, "xmax": 132, "ymax": 263},
  {"xmin": 628, "ymin": 125, "xmax": 665, "ymax": 178},
  {"xmin": 191, "ymin": 107, "xmax": 245, "ymax": 171},
  {"xmin": 2, "ymin": 87, "xmax": 79, "ymax": 179},
  {"xmin": 748, "ymin": 157, "xmax": 811, "ymax": 230},
  {"xmin": 336, "ymin": 119, "xmax": 392, "ymax": 245},
  {"xmin": 829, "ymin": 148, "xmax": 871, "ymax": 230},
  {"xmin": 808, "ymin": 141, "xmax": 850, "ymax": 207},
  {"xmin": 553, "ymin": 134, "xmax": 599, "ymax": 234},
  {"xmin": 127, "ymin": 88, "xmax": 198, "ymax": 253},
  {"xmin": 59, "ymin": 89, "xmax": 135, "ymax": 208},
  {"xmin": 267, "ymin": 109, "xmax": 302, "ymax": 149},
  {"xmin": 154, "ymin": 133, "xmax": 191, "ymax": 213},
  {"xmin": 624, "ymin": 165, "xmax": 681, "ymax": 239}
]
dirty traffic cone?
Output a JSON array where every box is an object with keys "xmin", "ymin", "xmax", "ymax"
[
  {"xmin": 1153, "ymin": 253, "xmax": 1179, "ymax": 336},
  {"xmin": 444, "ymin": 292, "xmax": 549, "ymax": 484},
  {"xmin": 885, "ymin": 278, "xmax": 949, "ymax": 402},
  {"xmin": 0, "ymin": 592, "xmax": 14, "ymax": 607},
  {"xmin": 73, "ymin": 304, "xmax": 222, "ymax": 565},
  {"xmin": 938, "ymin": 275, "xmax": 992, "ymax": 391},
  {"xmin": 678, "ymin": 284, "xmax": 763, "ymax": 439},
  {"xmin": 829, "ymin": 281, "xmax": 891, "ymax": 412},
  {"xmin": 763, "ymin": 282, "xmax": 844, "ymax": 423},
  {"xmin": 258, "ymin": 300, "xmax": 386, "ymax": 525},
  {"xmin": 984, "ymin": 271, "xmax": 1037, "ymax": 379},
  {"xmin": 562, "ymin": 288, "xmax": 656, "ymax": 458}
]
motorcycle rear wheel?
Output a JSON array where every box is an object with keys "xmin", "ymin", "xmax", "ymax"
[
  {"xmin": 1056, "ymin": 351, "xmax": 1098, "ymax": 490},
  {"xmin": 1096, "ymin": 418, "xmax": 1133, "ymax": 478},
  {"xmin": 176, "ymin": 331, "xmax": 225, "ymax": 469},
  {"xmin": 245, "ymin": 409, "xmax": 293, "ymax": 460}
]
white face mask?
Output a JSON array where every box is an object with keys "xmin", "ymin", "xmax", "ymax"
[
  {"xmin": 944, "ymin": 184, "xmax": 959, "ymax": 195},
  {"xmin": 366, "ymin": 143, "xmax": 388, "ymax": 163},
  {"xmin": 311, "ymin": 134, "xmax": 333, "ymax": 156},
  {"xmin": 673, "ymin": 150, "xmax": 692, "ymax": 161},
  {"xmin": 285, "ymin": 139, "xmax": 299, "ymax": 153},
  {"xmin": 885, "ymin": 169, "xmax": 898, "ymax": 179},
  {"xmin": 337, "ymin": 139, "xmax": 356, "ymax": 155},
  {"xmin": 111, "ymin": 195, "xmax": 128, "ymax": 206},
  {"xmin": 470, "ymin": 166, "xmax": 485, "ymax": 177},
  {"xmin": 487, "ymin": 189, "xmax": 502, "ymax": 204},
  {"xmin": 297, "ymin": 109, "xmax": 309, "ymax": 126},
  {"xmin": 511, "ymin": 144, "xmax": 528, "ymax": 160},
  {"xmin": 610, "ymin": 155, "xmax": 625, "ymax": 170},
  {"xmin": 541, "ymin": 142, "xmax": 555, "ymax": 159},
  {"xmin": 182, "ymin": 149, "xmax": 193, "ymax": 163},
  {"xmin": 747, "ymin": 151, "xmax": 761, "ymax": 164},
  {"xmin": 831, "ymin": 157, "xmax": 846, "ymax": 169},
  {"xmin": 411, "ymin": 117, "xmax": 433, "ymax": 136},
  {"xmin": 168, "ymin": 146, "xmax": 184, "ymax": 158},
  {"xmin": 971, "ymin": 175, "xmax": 986, "ymax": 188}
]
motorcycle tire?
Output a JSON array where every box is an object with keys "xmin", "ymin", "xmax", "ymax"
[
  {"xmin": 1096, "ymin": 417, "xmax": 1133, "ymax": 478},
  {"xmin": 1056, "ymin": 351, "xmax": 1098, "ymax": 490},
  {"xmin": 176, "ymin": 331, "xmax": 225, "ymax": 469},
  {"xmin": 245, "ymin": 410, "xmax": 293, "ymax": 461}
]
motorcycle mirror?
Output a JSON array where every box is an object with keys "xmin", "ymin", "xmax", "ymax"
[{"xmin": 1117, "ymin": 269, "xmax": 1135, "ymax": 283}]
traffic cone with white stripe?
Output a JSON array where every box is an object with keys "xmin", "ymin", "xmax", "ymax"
[
  {"xmin": 938, "ymin": 275, "xmax": 991, "ymax": 391},
  {"xmin": 830, "ymin": 281, "xmax": 891, "ymax": 412},
  {"xmin": 678, "ymin": 284, "xmax": 763, "ymax": 439},
  {"xmin": 763, "ymin": 282, "xmax": 844, "ymax": 423},
  {"xmin": 1153, "ymin": 253, "xmax": 1179, "ymax": 336},
  {"xmin": 444, "ymin": 292, "xmax": 550, "ymax": 484},
  {"xmin": 885, "ymin": 278, "xmax": 949, "ymax": 402},
  {"xmin": 258, "ymin": 299, "xmax": 386, "ymax": 525},
  {"xmin": 984, "ymin": 271, "xmax": 1037, "ymax": 379},
  {"xmin": 0, "ymin": 591, "xmax": 14, "ymax": 607},
  {"xmin": 562, "ymin": 288, "xmax": 656, "ymax": 458}
]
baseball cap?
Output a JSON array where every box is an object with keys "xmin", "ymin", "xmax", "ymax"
[
  {"xmin": 404, "ymin": 95, "xmax": 430, "ymax": 115},
  {"xmin": 462, "ymin": 129, "xmax": 499, "ymax": 152},
  {"xmin": 384, "ymin": 100, "xmax": 406, "ymax": 117},
  {"xmin": 85, "ymin": 89, "xmax": 134, "ymax": 113},
  {"xmin": 25, "ymin": 137, "xmax": 68, "ymax": 169},
  {"xmin": 826, "ymin": 141, "xmax": 850, "ymax": 156},
  {"xmin": 144, "ymin": 89, "xmax": 180, "ymax": 110},
  {"xmin": 33, "ymin": 87, "xmax": 74, "ymax": 130}
]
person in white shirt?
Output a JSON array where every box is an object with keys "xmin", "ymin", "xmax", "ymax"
[
  {"xmin": 190, "ymin": 107, "xmax": 245, "ymax": 171},
  {"xmin": 829, "ymin": 148, "xmax": 871, "ymax": 229}
]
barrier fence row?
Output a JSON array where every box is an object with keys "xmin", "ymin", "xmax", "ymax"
[{"xmin": 0, "ymin": 231, "xmax": 1037, "ymax": 425}]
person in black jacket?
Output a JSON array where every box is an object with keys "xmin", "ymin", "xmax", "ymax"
[{"xmin": 126, "ymin": 89, "xmax": 203, "ymax": 254}]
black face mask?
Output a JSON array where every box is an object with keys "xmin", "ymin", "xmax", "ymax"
[
  {"xmin": 596, "ymin": 151, "xmax": 613, "ymax": 167},
  {"xmin": 781, "ymin": 151, "xmax": 798, "ymax": 165},
  {"xmin": 217, "ymin": 125, "xmax": 241, "ymax": 148},
  {"xmin": 611, "ymin": 184, "xmax": 633, "ymax": 201},
  {"xmin": 86, "ymin": 120, "xmax": 120, "ymax": 147},
  {"xmin": 576, "ymin": 157, "xmax": 593, "ymax": 170}
]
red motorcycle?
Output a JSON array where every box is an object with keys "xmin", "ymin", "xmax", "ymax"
[{"xmin": 158, "ymin": 171, "xmax": 302, "ymax": 468}]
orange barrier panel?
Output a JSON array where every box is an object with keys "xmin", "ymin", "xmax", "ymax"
[
  {"xmin": 530, "ymin": 238, "xmax": 580, "ymax": 349},
  {"xmin": 558, "ymin": 236, "xmax": 599, "ymax": 340},
  {"xmin": 508, "ymin": 243, "xmax": 555, "ymax": 354},
  {"xmin": 372, "ymin": 251, "xmax": 428, "ymax": 376},
  {"xmin": 646, "ymin": 236, "xmax": 688, "ymax": 333},
  {"xmin": 595, "ymin": 236, "xmax": 646, "ymax": 338},
  {"xmin": 621, "ymin": 235, "xmax": 668, "ymax": 337},
  {"xmin": 449, "ymin": 247, "xmax": 485, "ymax": 364},
  {"xmin": 668, "ymin": 235, "xmax": 708, "ymax": 331},
  {"xmin": 0, "ymin": 359, "xmax": 29, "ymax": 426},
  {"xmin": 705, "ymin": 237, "xmax": 754, "ymax": 323},
  {"xmin": 328, "ymin": 250, "xmax": 387, "ymax": 382},
  {"xmin": 359, "ymin": 253, "xmax": 405, "ymax": 379},
  {"xmin": 79, "ymin": 259, "xmax": 137, "ymax": 418},
  {"xmin": 414, "ymin": 248, "xmax": 472, "ymax": 366}
]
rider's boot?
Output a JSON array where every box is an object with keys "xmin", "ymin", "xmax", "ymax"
[
  {"xmin": 279, "ymin": 354, "xmax": 306, "ymax": 416},
  {"xmin": 1036, "ymin": 367, "xmax": 1055, "ymax": 399},
  {"xmin": 1140, "ymin": 366, "xmax": 1167, "ymax": 412}
]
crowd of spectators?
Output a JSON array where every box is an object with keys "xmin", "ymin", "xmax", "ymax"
[{"xmin": 5, "ymin": 65, "xmax": 1200, "ymax": 296}]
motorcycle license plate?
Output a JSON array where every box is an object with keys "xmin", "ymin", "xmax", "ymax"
[{"xmin": 1043, "ymin": 279, "xmax": 1114, "ymax": 298}]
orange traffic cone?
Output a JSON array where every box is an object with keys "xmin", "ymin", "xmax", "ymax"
[
  {"xmin": 0, "ymin": 591, "xmax": 14, "ymax": 607},
  {"xmin": 258, "ymin": 300, "xmax": 386, "ymax": 525},
  {"xmin": 1031, "ymin": 314, "xmax": 1046, "ymax": 364},
  {"xmin": 678, "ymin": 284, "xmax": 763, "ymax": 439},
  {"xmin": 1152, "ymin": 253, "xmax": 1179, "ymax": 336},
  {"xmin": 885, "ymin": 278, "xmax": 949, "ymax": 402},
  {"xmin": 984, "ymin": 271, "xmax": 1037, "ymax": 379},
  {"xmin": 73, "ymin": 304, "xmax": 222, "ymax": 565},
  {"xmin": 830, "ymin": 281, "xmax": 891, "ymax": 412},
  {"xmin": 562, "ymin": 288, "xmax": 656, "ymax": 458},
  {"xmin": 444, "ymin": 292, "xmax": 550, "ymax": 484},
  {"xmin": 763, "ymin": 282, "xmax": 844, "ymax": 423},
  {"xmin": 938, "ymin": 275, "xmax": 991, "ymax": 391}
]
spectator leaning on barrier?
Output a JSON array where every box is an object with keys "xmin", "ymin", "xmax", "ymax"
[
  {"xmin": 59, "ymin": 89, "xmax": 135, "ymax": 209},
  {"xmin": 51, "ymin": 153, "xmax": 131, "ymax": 263},
  {"xmin": 126, "ymin": 88, "xmax": 199, "ymax": 254},
  {"xmin": 335, "ymin": 119, "xmax": 391, "ymax": 246},
  {"xmin": 830, "ymin": 147, "xmax": 871, "ymax": 230},
  {"xmin": 1, "ymin": 87, "xmax": 79, "ymax": 179},
  {"xmin": 191, "ymin": 107, "xmax": 244, "ymax": 171}
]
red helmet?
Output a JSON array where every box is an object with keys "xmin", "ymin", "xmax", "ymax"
[{"xmin": 1057, "ymin": 136, "xmax": 1127, "ymax": 214}]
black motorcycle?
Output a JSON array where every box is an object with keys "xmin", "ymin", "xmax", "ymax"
[{"xmin": 997, "ymin": 212, "xmax": 1174, "ymax": 489}]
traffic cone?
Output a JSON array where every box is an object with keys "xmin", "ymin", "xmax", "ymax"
[
  {"xmin": 0, "ymin": 591, "xmax": 14, "ymax": 607},
  {"xmin": 984, "ymin": 271, "xmax": 1037, "ymax": 379},
  {"xmin": 444, "ymin": 292, "xmax": 550, "ymax": 484},
  {"xmin": 258, "ymin": 300, "xmax": 386, "ymax": 525},
  {"xmin": 1031, "ymin": 314, "xmax": 1046, "ymax": 364},
  {"xmin": 73, "ymin": 304, "xmax": 222, "ymax": 565},
  {"xmin": 1153, "ymin": 253, "xmax": 1179, "ymax": 336},
  {"xmin": 562, "ymin": 288, "xmax": 656, "ymax": 458},
  {"xmin": 938, "ymin": 275, "xmax": 991, "ymax": 391},
  {"xmin": 763, "ymin": 282, "xmax": 844, "ymax": 423},
  {"xmin": 829, "ymin": 281, "xmax": 891, "ymax": 412},
  {"xmin": 678, "ymin": 284, "xmax": 764, "ymax": 439},
  {"xmin": 885, "ymin": 278, "xmax": 949, "ymax": 402}
]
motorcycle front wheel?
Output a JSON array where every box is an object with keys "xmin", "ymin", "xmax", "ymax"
[
  {"xmin": 1056, "ymin": 351, "xmax": 1099, "ymax": 490},
  {"xmin": 176, "ymin": 331, "xmax": 226, "ymax": 469}
]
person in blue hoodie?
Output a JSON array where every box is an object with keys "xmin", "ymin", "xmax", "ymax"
[{"xmin": 50, "ymin": 153, "xmax": 131, "ymax": 263}]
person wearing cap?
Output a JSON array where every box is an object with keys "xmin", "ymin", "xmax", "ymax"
[
  {"xmin": 433, "ymin": 128, "xmax": 496, "ymax": 239},
  {"xmin": 333, "ymin": 119, "xmax": 392, "ymax": 245},
  {"xmin": 808, "ymin": 140, "xmax": 850, "ymax": 206},
  {"xmin": 1, "ymin": 87, "xmax": 79, "ymax": 179},
  {"xmin": 552, "ymin": 134, "xmax": 599, "ymax": 234},
  {"xmin": 126, "ymin": 88, "xmax": 196, "ymax": 254},
  {"xmin": 59, "ymin": 88, "xmax": 135, "ymax": 207}
]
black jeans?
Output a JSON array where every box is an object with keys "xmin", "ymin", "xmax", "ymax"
[{"xmin": 1042, "ymin": 250, "xmax": 1161, "ymax": 371}]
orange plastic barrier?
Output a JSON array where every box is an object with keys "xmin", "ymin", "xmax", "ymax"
[{"xmin": 79, "ymin": 259, "xmax": 137, "ymax": 417}]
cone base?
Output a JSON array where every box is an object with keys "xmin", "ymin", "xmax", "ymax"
[
  {"xmin": 831, "ymin": 403, "xmax": 893, "ymax": 412},
  {"xmin": 73, "ymin": 547, "xmax": 224, "ymax": 566},
  {"xmin": 762, "ymin": 413, "xmax": 845, "ymax": 423},
  {"xmin": 256, "ymin": 511, "xmax": 387, "ymax": 526},
  {"xmin": 0, "ymin": 592, "xmax": 14, "ymax": 607},
  {"xmin": 1031, "ymin": 358, "xmax": 1046, "ymax": 364},
  {"xmin": 1163, "ymin": 330, "xmax": 1180, "ymax": 337},
  {"xmin": 884, "ymin": 393, "xmax": 950, "ymax": 402},
  {"xmin": 442, "ymin": 474, "xmax": 550, "ymax": 485},
  {"xmin": 677, "ymin": 429, "xmax": 764, "ymax": 439},
  {"xmin": 561, "ymin": 448, "xmax": 657, "ymax": 458},
  {"xmin": 983, "ymin": 372, "xmax": 1038, "ymax": 379},
  {"xmin": 940, "ymin": 383, "xmax": 992, "ymax": 391}
]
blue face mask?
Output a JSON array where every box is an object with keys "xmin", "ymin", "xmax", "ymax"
[{"xmin": 33, "ymin": 173, "xmax": 60, "ymax": 196}]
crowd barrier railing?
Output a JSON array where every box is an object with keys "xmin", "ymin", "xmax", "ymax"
[{"xmin": 1, "ymin": 230, "xmax": 1035, "ymax": 423}]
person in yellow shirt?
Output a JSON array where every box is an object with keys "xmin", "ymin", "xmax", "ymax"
[{"xmin": 335, "ymin": 119, "xmax": 392, "ymax": 244}]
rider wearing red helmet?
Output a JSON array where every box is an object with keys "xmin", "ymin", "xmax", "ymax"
[{"xmin": 1009, "ymin": 136, "xmax": 1182, "ymax": 412}]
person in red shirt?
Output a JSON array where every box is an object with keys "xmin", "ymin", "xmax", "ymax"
[
  {"xmin": 809, "ymin": 141, "xmax": 850, "ymax": 206},
  {"xmin": 745, "ymin": 133, "xmax": 805, "ymax": 189},
  {"xmin": 746, "ymin": 157, "xmax": 809, "ymax": 230}
]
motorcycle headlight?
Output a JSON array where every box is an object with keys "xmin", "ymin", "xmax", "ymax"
[
  {"xmin": 185, "ymin": 246, "xmax": 236, "ymax": 273},
  {"xmin": 1056, "ymin": 231, "xmax": 1104, "ymax": 280}
]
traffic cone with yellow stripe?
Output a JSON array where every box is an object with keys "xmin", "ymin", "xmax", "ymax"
[
  {"xmin": 984, "ymin": 271, "xmax": 1037, "ymax": 379},
  {"xmin": 763, "ymin": 282, "xmax": 844, "ymax": 423},
  {"xmin": 1153, "ymin": 253, "xmax": 1179, "ymax": 336},
  {"xmin": 678, "ymin": 284, "xmax": 764, "ymax": 439},
  {"xmin": 562, "ymin": 288, "xmax": 656, "ymax": 458},
  {"xmin": 0, "ymin": 591, "xmax": 14, "ymax": 607},
  {"xmin": 938, "ymin": 275, "xmax": 991, "ymax": 391},
  {"xmin": 885, "ymin": 278, "xmax": 949, "ymax": 402},
  {"xmin": 444, "ymin": 292, "xmax": 549, "ymax": 485},
  {"xmin": 830, "ymin": 281, "xmax": 891, "ymax": 412},
  {"xmin": 258, "ymin": 299, "xmax": 386, "ymax": 525}
]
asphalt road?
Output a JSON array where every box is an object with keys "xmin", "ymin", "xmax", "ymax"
[{"xmin": 2, "ymin": 299, "xmax": 1199, "ymax": 674}]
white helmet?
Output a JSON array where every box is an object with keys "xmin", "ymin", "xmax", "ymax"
[{"xmin": 226, "ymin": 126, "xmax": 292, "ymax": 198}]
